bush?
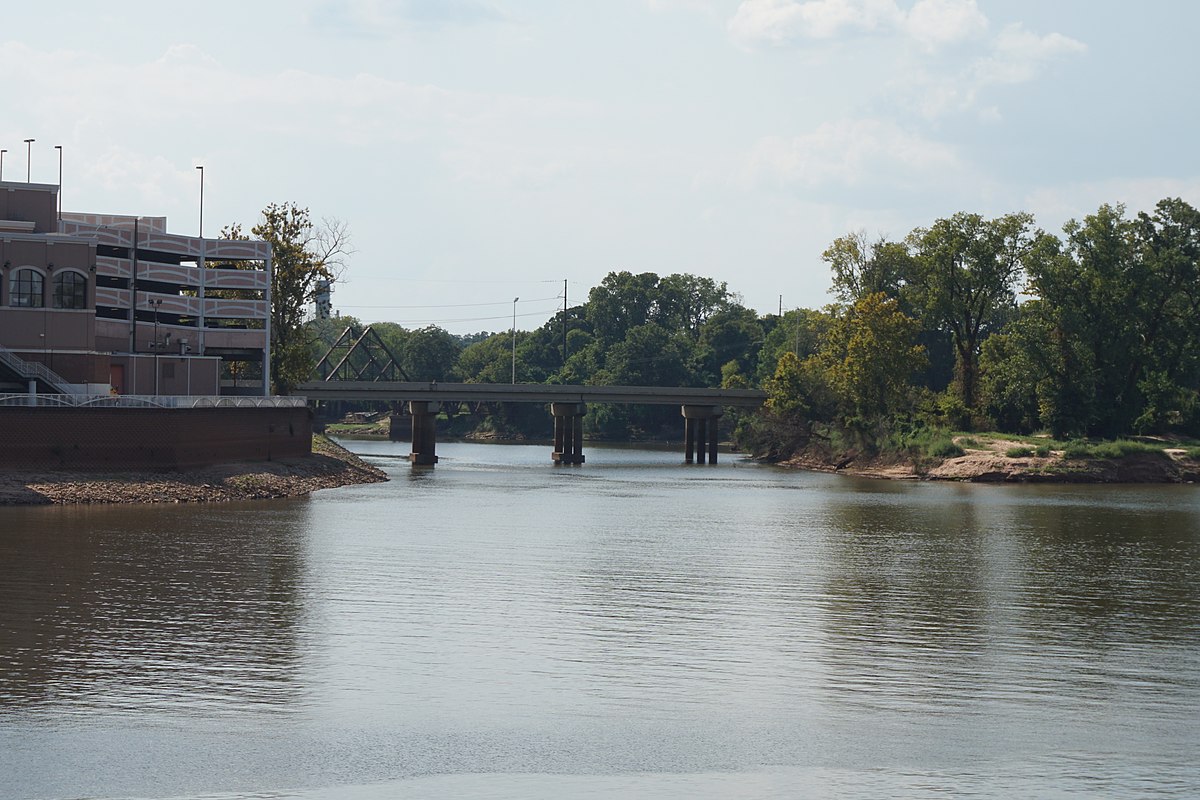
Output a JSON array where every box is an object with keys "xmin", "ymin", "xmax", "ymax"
[
  {"xmin": 1063, "ymin": 439, "xmax": 1166, "ymax": 460},
  {"xmin": 926, "ymin": 434, "xmax": 965, "ymax": 459},
  {"xmin": 1186, "ymin": 447, "xmax": 1200, "ymax": 460},
  {"xmin": 1035, "ymin": 444, "xmax": 1051, "ymax": 457},
  {"xmin": 1006, "ymin": 446, "xmax": 1034, "ymax": 458}
]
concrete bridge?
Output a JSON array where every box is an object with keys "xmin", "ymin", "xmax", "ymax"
[{"xmin": 297, "ymin": 380, "xmax": 766, "ymax": 466}]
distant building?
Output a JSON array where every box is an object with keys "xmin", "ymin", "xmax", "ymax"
[{"xmin": 0, "ymin": 181, "xmax": 271, "ymax": 396}]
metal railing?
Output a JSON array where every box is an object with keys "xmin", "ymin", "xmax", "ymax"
[
  {"xmin": 0, "ymin": 393, "xmax": 307, "ymax": 409},
  {"xmin": 0, "ymin": 345, "xmax": 75, "ymax": 394}
]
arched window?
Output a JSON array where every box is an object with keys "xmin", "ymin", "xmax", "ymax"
[
  {"xmin": 53, "ymin": 271, "xmax": 88, "ymax": 309},
  {"xmin": 10, "ymin": 268, "xmax": 44, "ymax": 308}
]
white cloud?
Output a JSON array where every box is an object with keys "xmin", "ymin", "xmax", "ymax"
[
  {"xmin": 973, "ymin": 23, "xmax": 1087, "ymax": 87},
  {"xmin": 729, "ymin": 0, "xmax": 1084, "ymax": 118},
  {"xmin": 728, "ymin": 0, "xmax": 903, "ymax": 47},
  {"xmin": 729, "ymin": 0, "xmax": 992, "ymax": 49},
  {"xmin": 744, "ymin": 118, "xmax": 964, "ymax": 191},
  {"xmin": 904, "ymin": 0, "xmax": 987, "ymax": 50},
  {"xmin": 308, "ymin": 0, "xmax": 504, "ymax": 37}
]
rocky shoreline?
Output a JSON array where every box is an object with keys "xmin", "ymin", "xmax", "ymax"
[
  {"xmin": 0, "ymin": 435, "xmax": 388, "ymax": 506},
  {"xmin": 780, "ymin": 437, "xmax": 1200, "ymax": 483}
]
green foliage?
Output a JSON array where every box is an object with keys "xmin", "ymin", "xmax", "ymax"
[
  {"xmin": 819, "ymin": 293, "xmax": 927, "ymax": 424},
  {"xmin": 240, "ymin": 203, "xmax": 351, "ymax": 394},
  {"xmin": 1061, "ymin": 439, "xmax": 1167, "ymax": 459},
  {"xmin": 1006, "ymin": 446, "xmax": 1035, "ymax": 458},
  {"xmin": 907, "ymin": 211, "xmax": 1046, "ymax": 411}
]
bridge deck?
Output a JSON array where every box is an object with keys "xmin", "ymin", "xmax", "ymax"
[{"xmin": 296, "ymin": 381, "xmax": 766, "ymax": 407}]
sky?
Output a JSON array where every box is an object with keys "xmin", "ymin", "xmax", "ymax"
[{"xmin": 4, "ymin": 0, "xmax": 1198, "ymax": 335}]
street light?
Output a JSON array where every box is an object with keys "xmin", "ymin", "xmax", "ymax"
[
  {"xmin": 24, "ymin": 139, "xmax": 34, "ymax": 182},
  {"xmin": 54, "ymin": 145, "xmax": 62, "ymax": 223},
  {"xmin": 511, "ymin": 297, "xmax": 519, "ymax": 384},
  {"xmin": 152, "ymin": 298, "xmax": 163, "ymax": 394},
  {"xmin": 0, "ymin": 150, "xmax": 6, "ymax": 181},
  {"xmin": 196, "ymin": 165, "xmax": 204, "ymax": 237}
]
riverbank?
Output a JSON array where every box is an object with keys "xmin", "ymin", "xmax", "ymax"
[
  {"xmin": 0, "ymin": 435, "xmax": 388, "ymax": 505},
  {"xmin": 781, "ymin": 435, "xmax": 1200, "ymax": 483}
]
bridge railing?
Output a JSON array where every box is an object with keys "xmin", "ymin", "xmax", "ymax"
[{"xmin": 0, "ymin": 394, "xmax": 308, "ymax": 409}]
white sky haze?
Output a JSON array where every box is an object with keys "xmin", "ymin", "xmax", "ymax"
[{"xmin": 4, "ymin": 1, "xmax": 1197, "ymax": 333}]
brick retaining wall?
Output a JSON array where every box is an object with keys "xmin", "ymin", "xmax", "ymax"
[{"xmin": 0, "ymin": 407, "xmax": 312, "ymax": 469}]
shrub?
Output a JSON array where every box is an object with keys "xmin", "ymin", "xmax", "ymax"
[
  {"xmin": 1035, "ymin": 444, "xmax": 1051, "ymax": 458},
  {"xmin": 1006, "ymin": 446, "xmax": 1034, "ymax": 458},
  {"xmin": 926, "ymin": 434, "xmax": 965, "ymax": 459}
]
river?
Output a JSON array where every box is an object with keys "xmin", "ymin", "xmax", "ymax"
[{"xmin": 2, "ymin": 440, "xmax": 1199, "ymax": 799}]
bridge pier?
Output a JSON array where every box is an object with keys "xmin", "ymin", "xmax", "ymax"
[
  {"xmin": 408, "ymin": 400, "xmax": 440, "ymax": 465},
  {"xmin": 682, "ymin": 405, "xmax": 723, "ymax": 464},
  {"xmin": 551, "ymin": 402, "xmax": 586, "ymax": 465}
]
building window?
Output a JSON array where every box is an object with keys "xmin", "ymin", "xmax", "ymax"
[
  {"xmin": 53, "ymin": 271, "xmax": 88, "ymax": 309},
  {"xmin": 10, "ymin": 269, "xmax": 44, "ymax": 308}
]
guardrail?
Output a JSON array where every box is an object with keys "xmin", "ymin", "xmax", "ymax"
[{"xmin": 0, "ymin": 394, "xmax": 307, "ymax": 409}]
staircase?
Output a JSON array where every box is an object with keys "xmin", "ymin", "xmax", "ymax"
[{"xmin": 0, "ymin": 345, "xmax": 75, "ymax": 394}]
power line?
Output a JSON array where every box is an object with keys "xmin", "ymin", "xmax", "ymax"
[{"xmin": 341, "ymin": 294, "xmax": 561, "ymax": 310}]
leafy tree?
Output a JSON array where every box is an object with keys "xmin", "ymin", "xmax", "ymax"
[
  {"xmin": 908, "ymin": 212, "xmax": 1044, "ymax": 412},
  {"xmin": 245, "ymin": 203, "xmax": 351, "ymax": 393},
  {"xmin": 823, "ymin": 231, "xmax": 914, "ymax": 304},
  {"xmin": 399, "ymin": 325, "xmax": 461, "ymax": 382},
  {"xmin": 817, "ymin": 293, "xmax": 927, "ymax": 426}
]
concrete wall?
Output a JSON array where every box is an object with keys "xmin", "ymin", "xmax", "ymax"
[{"xmin": 0, "ymin": 406, "xmax": 312, "ymax": 469}]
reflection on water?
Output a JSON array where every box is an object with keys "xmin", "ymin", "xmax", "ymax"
[
  {"xmin": 0, "ymin": 503, "xmax": 307, "ymax": 715},
  {"xmin": 1, "ymin": 441, "xmax": 1199, "ymax": 799}
]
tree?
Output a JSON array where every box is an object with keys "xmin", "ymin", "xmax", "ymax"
[
  {"xmin": 908, "ymin": 212, "xmax": 1045, "ymax": 412},
  {"xmin": 817, "ymin": 293, "xmax": 927, "ymax": 426},
  {"xmin": 251, "ymin": 203, "xmax": 352, "ymax": 394},
  {"xmin": 823, "ymin": 231, "xmax": 914, "ymax": 304}
]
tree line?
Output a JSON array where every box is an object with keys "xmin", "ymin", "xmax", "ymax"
[{"xmin": 263, "ymin": 197, "xmax": 1200, "ymax": 449}]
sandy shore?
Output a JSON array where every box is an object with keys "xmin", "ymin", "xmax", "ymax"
[
  {"xmin": 780, "ymin": 436, "xmax": 1200, "ymax": 483},
  {"xmin": 0, "ymin": 435, "xmax": 388, "ymax": 506}
]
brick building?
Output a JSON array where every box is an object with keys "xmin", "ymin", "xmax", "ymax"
[{"xmin": 0, "ymin": 180, "xmax": 271, "ymax": 396}]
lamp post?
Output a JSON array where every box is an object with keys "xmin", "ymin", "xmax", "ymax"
[
  {"xmin": 152, "ymin": 298, "xmax": 163, "ymax": 395},
  {"xmin": 511, "ymin": 297, "xmax": 519, "ymax": 384},
  {"xmin": 24, "ymin": 139, "xmax": 34, "ymax": 182},
  {"xmin": 196, "ymin": 165, "xmax": 204, "ymax": 237},
  {"xmin": 54, "ymin": 145, "xmax": 62, "ymax": 223},
  {"xmin": 0, "ymin": 150, "xmax": 6, "ymax": 181}
]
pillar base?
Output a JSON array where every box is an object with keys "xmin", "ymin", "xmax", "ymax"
[
  {"xmin": 552, "ymin": 452, "xmax": 585, "ymax": 465},
  {"xmin": 408, "ymin": 453, "xmax": 439, "ymax": 465}
]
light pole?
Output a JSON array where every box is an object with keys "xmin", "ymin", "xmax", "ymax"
[
  {"xmin": 196, "ymin": 165, "xmax": 204, "ymax": 237},
  {"xmin": 24, "ymin": 139, "xmax": 34, "ymax": 182},
  {"xmin": 511, "ymin": 297, "xmax": 519, "ymax": 384},
  {"xmin": 54, "ymin": 145, "xmax": 62, "ymax": 223},
  {"xmin": 0, "ymin": 149, "xmax": 6, "ymax": 180},
  {"xmin": 152, "ymin": 298, "xmax": 163, "ymax": 394}
]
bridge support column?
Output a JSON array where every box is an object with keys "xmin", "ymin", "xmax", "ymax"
[
  {"xmin": 682, "ymin": 405, "xmax": 723, "ymax": 464},
  {"xmin": 408, "ymin": 401, "xmax": 440, "ymax": 465},
  {"xmin": 389, "ymin": 412, "xmax": 406, "ymax": 441},
  {"xmin": 551, "ymin": 402, "xmax": 586, "ymax": 465}
]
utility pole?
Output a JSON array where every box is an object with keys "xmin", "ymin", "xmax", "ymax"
[
  {"xmin": 24, "ymin": 139, "xmax": 34, "ymax": 182},
  {"xmin": 562, "ymin": 279, "xmax": 568, "ymax": 367},
  {"xmin": 1, "ymin": 149, "xmax": 6, "ymax": 180},
  {"xmin": 511, "ymin": 297, "xmax": 519, "ymax": 384}
]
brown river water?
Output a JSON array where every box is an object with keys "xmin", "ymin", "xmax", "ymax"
[{"xmin": 1, "ymin": 440, "xmax": 1198, "ymax": 798}]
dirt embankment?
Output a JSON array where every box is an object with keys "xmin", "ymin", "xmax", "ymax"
[
  {"xmin": 780, "ymin": 438, "xmax": 1200, "ymax": 483},
  {"xmin": 0, "ymin": 435, "xmax": 388, "ymax": 506}
]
